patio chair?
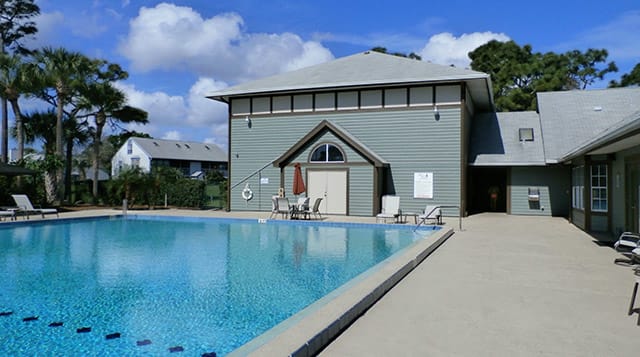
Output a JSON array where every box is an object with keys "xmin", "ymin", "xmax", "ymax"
[
  {"xmin": 297, "ymin": 196, "xmax": 310, "ymax": 211},
  {"xmin": 269, "ymin": 196, "xmax": 279, "ymax": 219},
  {"xmin": 376, "ymin": 195, "xmax": 400, "ymax": 223},
  {"xmin": 11, "ymin": 194, "xmax": 59, "ymax": 219},
  {"xmin": 275, "ymin": 197, "xmax": 292, "ymax": 219},
  {"xmin": 301, "ymin": 197, "xmax": 323, "ymax": 220},
  {"xmin": 418, "ymin": 205, "xmax": 441, "ymax": 225}
]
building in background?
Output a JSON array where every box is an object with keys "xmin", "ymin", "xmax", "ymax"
[{"xmin": 111, "ymin": 137, "xmax": 227, "ymax": 178}]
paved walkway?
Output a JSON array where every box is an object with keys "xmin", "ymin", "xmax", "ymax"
[{"xmin": 320, "ymin": 213, "xmax": 639, "ymax": 356}]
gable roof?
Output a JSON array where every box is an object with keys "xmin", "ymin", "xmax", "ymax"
[
  {"xmin": 131, "ymin": 137, "xmax": 227, "ymax": 162},
  {"xmin": 208, "ymin": 51, "xmax": 494, "ymax": 110},
  {"xmin": 537, "ymin": 87, "xmax": 640, "ymax": 163},
  {"xmin": 272, "ymin": 120, "xmax": 389, "ymax": 168},
  {"xmin": 469, "ymin": 111, "xmax": 546, "ymax": 166}
]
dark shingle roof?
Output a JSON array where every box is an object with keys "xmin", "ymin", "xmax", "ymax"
[
  {"xmin": 537, "ymin": 87, "xmax": 640, "ymax": 162},
  {"xmin": 469, "ymin": 111, "xmax": 546, "ymax": 166}
]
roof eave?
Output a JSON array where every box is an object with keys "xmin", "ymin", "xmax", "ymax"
[{"xmin": 208, "ymin": 76, "xmax": 490, "ymax": 102}]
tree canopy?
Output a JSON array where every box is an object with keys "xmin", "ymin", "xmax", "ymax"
[
  {"xmin": 609, "ymin": 63, "xmax": 640, "ymax": 88},
  {"xmin": 469, "ymin": 40, "xmax": 618, "ymax": 111},
  {"xmin": 0, "ymin": 0, "xmax": 39, "ymax": 163}
]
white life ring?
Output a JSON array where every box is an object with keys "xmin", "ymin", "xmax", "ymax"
[{"xmin": 242, "ymin": 184, "xmax": 253, "ymax": 201}]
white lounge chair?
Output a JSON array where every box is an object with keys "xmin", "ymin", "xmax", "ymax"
[
  {"xmin": 376, "ymin": 195, "xmax": 400, "ymax": 223},
  {"xmin": 418, "ymin": 205, "xmax": 441, "ymax": 225},
  {"xmin": 615, "ymin": 232, "xmax": 640, "ymax": 254},
  {"xmin": 11, "ymin": 194, "xmax": 58, "ymax": 219},
  {"xmin": 0, "ymin": 210, "xmax": 15, "ymax": 221}
]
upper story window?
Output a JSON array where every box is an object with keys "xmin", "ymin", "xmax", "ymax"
[
  {"xmin": 310, "ymin": 143, "xmax": 345, "ymax": 163},
  {"xmin": 126, "ymin": 141, "xmax": 133, "ymax": 154}
]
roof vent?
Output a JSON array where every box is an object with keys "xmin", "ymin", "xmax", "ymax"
[
  {"xmin": 153, "ymin": 141, "xmax": 159, "ymax": 146},
  {"xmin": 593, "ymin": 106, "xmax": 603, "ymax": 111},
  {"xmin": 205, "ymin": 145, "xmax": 210, "ymax": 150},
  {"xmin": 184, "ymin": 144, "xmax": 190, "ymax": 149},
  {"xmin": 519, "ymin": 128, "xmax": 534, "ymax": 142},
  {"xmin": 176, "ymin": 143, "xmax": 181, "ymax": 148}
]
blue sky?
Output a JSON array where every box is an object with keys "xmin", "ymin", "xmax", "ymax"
[{"xmin": 19, "ymin": 0, "xmax": 640, "ymax": 151}]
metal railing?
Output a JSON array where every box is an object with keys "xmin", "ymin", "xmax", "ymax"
[
  {"xmin": 230, "ymin": 159, "xmax": 278, "ymax": 190},
  {"xmin": 230, "ymin": 158, "xmax": 280, "ymax": 211},
  {"xmin": 414, "ymin": 205, "xmax": 462, "ymax": 231}
]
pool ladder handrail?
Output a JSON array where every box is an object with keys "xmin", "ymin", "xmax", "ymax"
[{"xmin": 414, "ymin": 205, "xmax": 462, "ymax": 232}]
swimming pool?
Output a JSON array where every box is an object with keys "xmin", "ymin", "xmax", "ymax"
[{"xmin": 0, "ymin": 215, "xmax": 438, "ymax": 356}]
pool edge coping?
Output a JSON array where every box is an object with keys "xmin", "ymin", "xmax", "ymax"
[{"xmin": 229, "ymin": 226, "xmax": 455, "ymax": 357}]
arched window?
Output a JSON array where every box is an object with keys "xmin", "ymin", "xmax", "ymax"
[{"xmin": 310, "ymin": 143, "xmax": 345, "ymax": 163}]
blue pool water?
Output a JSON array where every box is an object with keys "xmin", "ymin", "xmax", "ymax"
[{"xmin": 0, "ymin": 216, "xmax": 436, "ymax": 356}]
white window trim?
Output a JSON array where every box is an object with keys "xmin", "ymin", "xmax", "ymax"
[
  {"xmin": 590, "ymin": 164, "xmax": 607, "ymax": 213},
  {"xmin": 309, "ymin": 143, "xmax": 345, "ymax": 163}
]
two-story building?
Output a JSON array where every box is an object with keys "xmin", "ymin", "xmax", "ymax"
[
  {"xmin": 111, "ymin": 137, "xmax": 228, "ymax": 178},
  {"xmin": 208, "ymin": 50, "xmax": 640, "ymax": 237}
]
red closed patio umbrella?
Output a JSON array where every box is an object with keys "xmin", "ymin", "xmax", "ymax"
[{"xmin": 292, "ymin": 163, "xmax": 306, "ymax": 195}]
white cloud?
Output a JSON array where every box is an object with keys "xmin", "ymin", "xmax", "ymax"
[
  {"xmin": 115, "ymin": 82, "xmax": 188, "ymax": 125},
  {"xmin": 419, "ymin": 32, "xmax": 510, "ymax": 68},
  {"xmin": 186, "ymin": 77, "xmax": 228, "ymax": 126},
  {"xmin": 114, "ymin": 81, "xmax": 188, "ymax": 138},
  {"xmin": 118, "ymin": 3, "xmax": 333, "ymax": 83},
  {"xmin": 114, "ymin": 79, "xmax": 231, "ymax": 149},
  {"xmin": 185, "ymin": 77, "xmax": 230, "ymax": 148},
  {"xmin": 162, "ymin": 131, "xmax": 182, "ymax": 140}
]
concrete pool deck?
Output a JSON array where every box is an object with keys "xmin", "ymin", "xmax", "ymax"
[
  {"xmin": 321, "ymin": 213, "xmax": 640, "ymax": 356},
  {"xmin": 5, "ymin": 209, "xmax": 639, "ymax": 355}
]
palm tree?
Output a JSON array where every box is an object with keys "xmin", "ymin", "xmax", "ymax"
[
  {"xmin": 0, "ymin": 0, "xmax": 40, "ymax": 163},
  {"xmin": 19, "ymin": 109, "xmax": 92, "ymax": 202},
  {"xmin": 20, "ymin": 109, "xmax": 57, "ymax": 201},
  {"xmin": 20, "ymin": 109, "xmax": 56, "ymax": 153},
  {"xmin": 77, "ymin": 66, "xmax": 148, "ymax": 202},
  {"xmin": 63, "ymin": 116, "xmax": 92, "ymax": 202},
  {"xmin": 30, "ymin": 47, "xmax": 94, "ymax": 203},
  {"xmin": 0, "ymin": 52, "xmax": 30, "ymax": 161}
]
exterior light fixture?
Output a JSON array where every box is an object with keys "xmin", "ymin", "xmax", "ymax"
[
  {"xmin": 245, "ymin": 116, "xmax": 252, "ymax": 128},
  {"xmin": 433, "ymin": 106, "xmax": 440, "ymax": 121}
]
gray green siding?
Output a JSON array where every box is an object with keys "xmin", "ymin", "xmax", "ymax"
[
  {"xmin": 572, "ymin": 209, "xmax": 586, "ymax": 229},
  {"xmin": 510, "ymin": 166, "xmax": 570, "ymax": 216},
  {"xmin": 610, "ymin": 146, "xmax": 640, "ymax": 235},
  {"xmin": 590, "ymin": 214, "xmax": 608, "ymax": 232},
  {"xmin": 229, "ymin": 107, "xmax": 462, "ymax": 216},
  {"xmin": 348, "ymin": 166, "xmax": 375, "ymax": 215}
]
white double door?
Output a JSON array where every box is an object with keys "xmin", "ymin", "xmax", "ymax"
[{"xmin": 307, "ymin": 169, "xmax": 347, "ymax": 215}]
